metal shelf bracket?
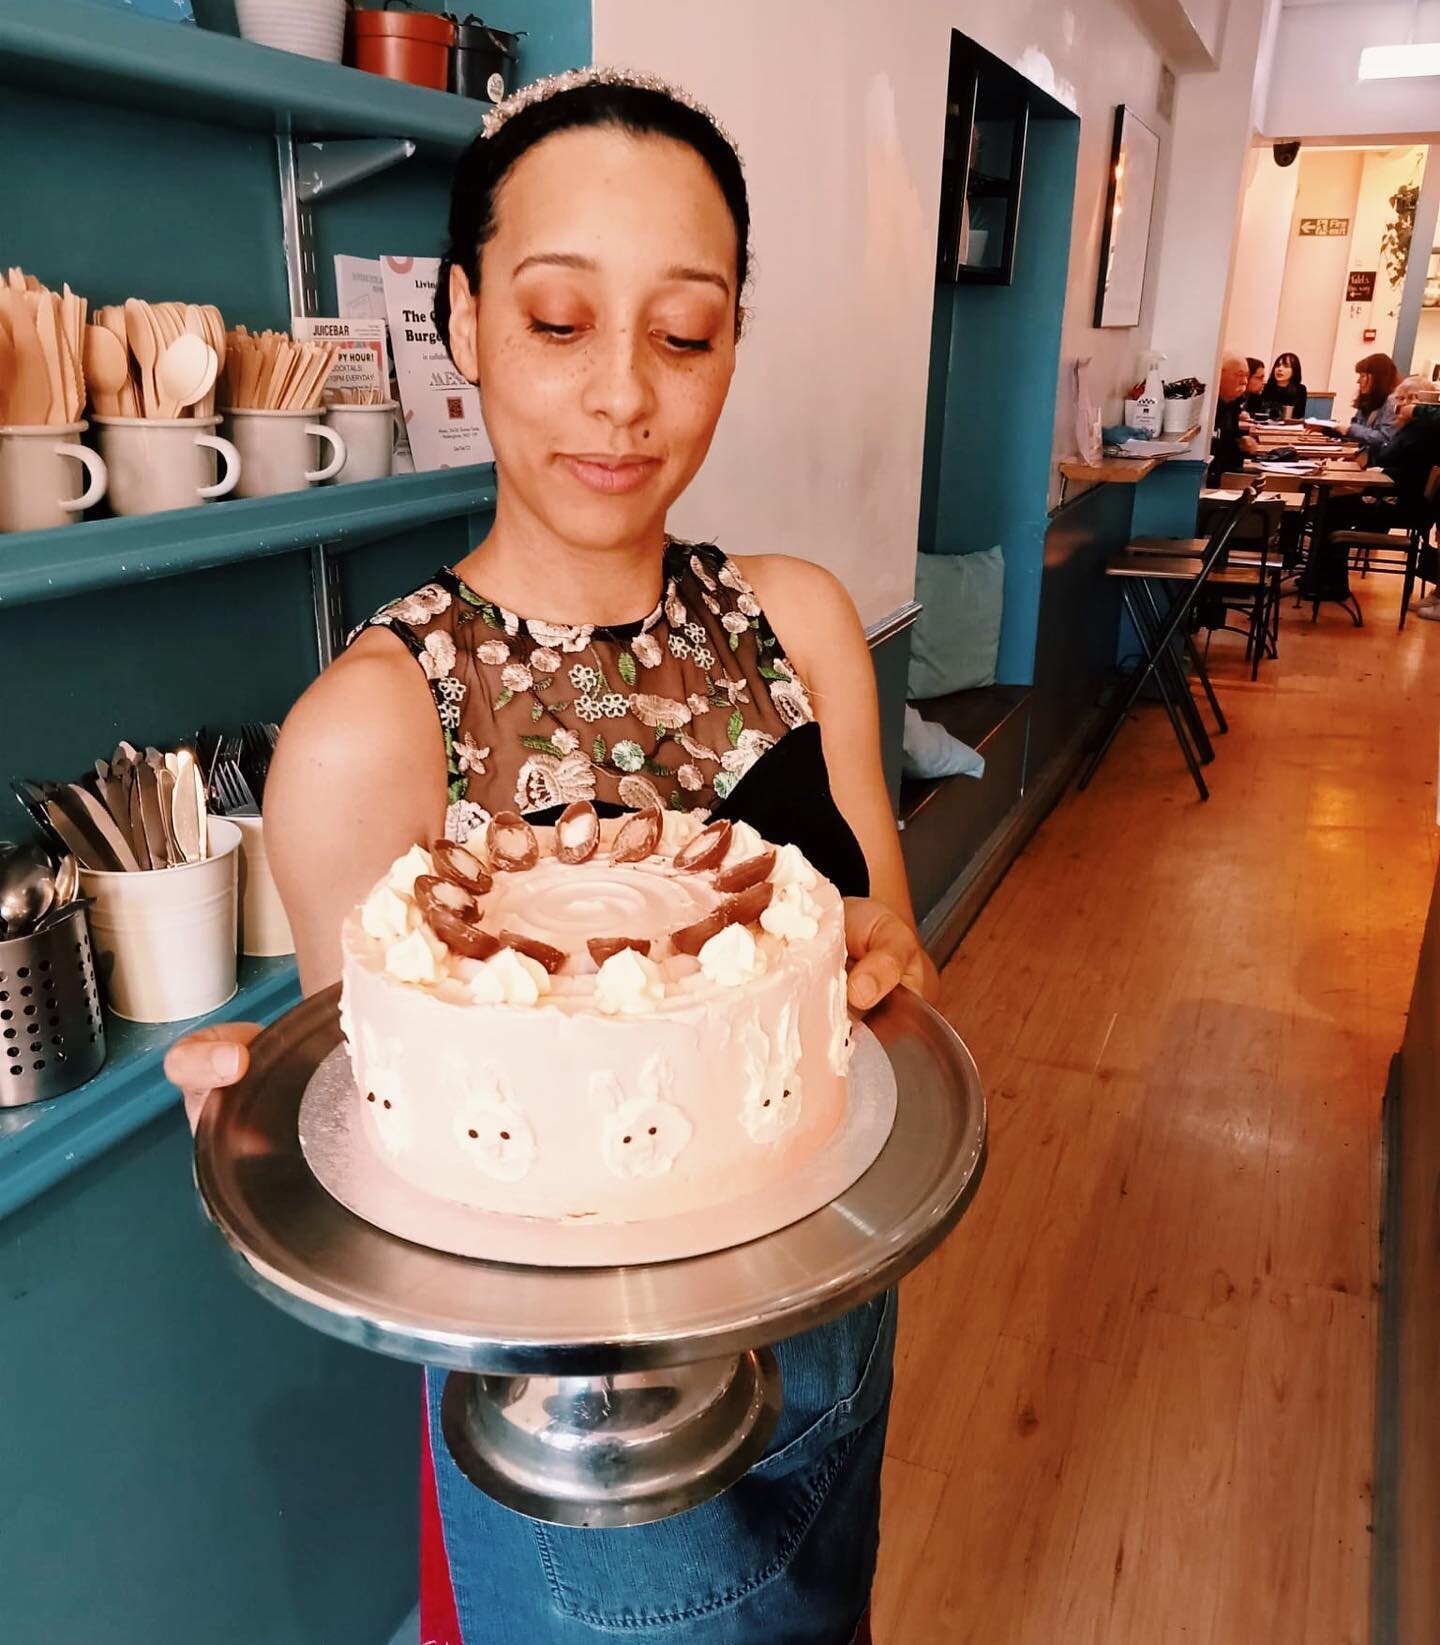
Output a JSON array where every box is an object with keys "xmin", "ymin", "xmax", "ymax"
[
  {"xmin": 275, "ymin": 137, "xmax": 413, "ymax": 669},
  {"xmin": 297, "ymin": 138, "xmax": 416, "ymax": 205}
]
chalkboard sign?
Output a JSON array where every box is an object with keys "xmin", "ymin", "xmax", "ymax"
[{"xmin": 1347, "ymin": 270, "xmax": 1377, "ymax": 302}]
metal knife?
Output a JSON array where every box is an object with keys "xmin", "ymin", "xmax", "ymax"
[
  {"xmin": 137, "ymin": 756, "xmax": 170, "ymax": 870},
  {"xmin": 67, "ymin": 781, "xmax": 141, "ymax": 872}
]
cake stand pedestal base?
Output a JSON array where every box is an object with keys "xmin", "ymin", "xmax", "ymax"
[{"xmin": 441, "ymin": 1349, "xmax": 781, "ymax": 1528}]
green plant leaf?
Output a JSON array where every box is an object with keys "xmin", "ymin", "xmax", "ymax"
[
  {"xmin": 757, "ymin": 664, "xmax": 788, "ymax": 681},
  {"xmin": 593, "ymin": 735, "xmax": 608, "ymax": 764},
  {"xmin": 643, "ymin": 760, "xmax": 674, "ymax": 779},
  {"xmin": 494, "ymin": 688, "xmax": 514, "ymax": 710},
  {"xmin": 530, "ymin": 700, "xmax": 544, "ymax": 721},
  {"xmin": 618, "ymin": 651, "xmax": 637, "ymax": 687},
  {"xmin": 520, "ymin": 735, "xmax": 564, "ymax": 756},
  {"xmin": 667, "ymin": 791, "xmax": 689, "ymax": 811},
  {"xmin": 727, "ymin": 709, "xmax": 744, "ymax": 747},
  {"xmin": 480, "ymin": 602, "xmax": 505, "ymax": 631},
  {"xmin": 729, "ymin": 630, "xmax": 741, "ymax": 652}
]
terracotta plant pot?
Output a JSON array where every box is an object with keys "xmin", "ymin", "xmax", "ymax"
[{"xmin": 348, "ymin": 5, "xmax": 455, "ymax": 91}]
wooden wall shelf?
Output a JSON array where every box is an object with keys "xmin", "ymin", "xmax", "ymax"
[
  {"xmin": 0, "ymin": 468, "xmax": 498, "ymax": 610},
  {"xmin": 0, "ymin": 0, "xmax": 487, "ymax": 160}
]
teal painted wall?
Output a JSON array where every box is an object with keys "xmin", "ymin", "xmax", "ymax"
[
  {"xmin": 919, "ymin": 111, "xmax": 1079, "ymax": 687},
  {"xmin": 1, "ymin": 1105, "xmax": 419, "ymax": 1645}
]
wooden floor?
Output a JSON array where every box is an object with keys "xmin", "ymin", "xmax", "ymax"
[{"xmin": 876, "ymin": 577, "xmax": 1440, "ymax": 1644}]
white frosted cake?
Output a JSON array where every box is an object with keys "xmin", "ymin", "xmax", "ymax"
[{"xmin": 338, "ymin": 805, "xmax": 854, "ymax": 1223}]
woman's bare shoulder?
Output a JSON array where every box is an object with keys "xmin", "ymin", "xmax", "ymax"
[{"xmin": 732, "ymin": 553, "xmax": 865, "ymax": 668}]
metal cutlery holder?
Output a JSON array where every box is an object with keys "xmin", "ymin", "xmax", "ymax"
[{"xmin": 0, "ymin": 903, "xmax": 106, "ymax": 1107}]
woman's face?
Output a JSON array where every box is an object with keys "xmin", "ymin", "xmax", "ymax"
[
  {"xmin": 1357, "ymin": 370, "xmax": 1372, "ymax": 398},
  {"xmin": 1248, "ymin": 365, "xmax": 1265, "ymax": 396},
  {"xmin": 449, "ymin": 126, "xmax": 739, "ymax": 553},
  {"xmin": 1273, "ymin": 359, "xmax": 1291, "ymax": 386}
]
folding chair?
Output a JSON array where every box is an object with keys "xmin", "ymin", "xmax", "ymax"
[{"xmin": 1078, "ymin": 488, "xmax": 1256, "ymax": 801}]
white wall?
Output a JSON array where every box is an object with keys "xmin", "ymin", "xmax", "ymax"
[
  {"xmin": 1329, "ymin": 145, "xmax": 1428, "ymax": 394},
  {"xmin": 1264, "ymin": 0, "xmax": 1440, "ymax": 142},
  {"xmin": 1273, "ymin": 149, "xmax": 1363, "ymax": 393},
  {"xmin": 1146, "ymin": 0, "xmax": 1274, "ymax": 441},
  {"xmin": 590, "ymin": 0, "xmax": 1266, "ymax": 617},
  {"xmin": 1224, "ymin": 146, "xmax": 1299, "ymax": 366}
]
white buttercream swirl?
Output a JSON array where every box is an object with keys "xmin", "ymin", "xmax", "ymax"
[
  {"xmin": 362, "ymin": 882, "xmax": 412, "ymax": 945},
  {"xmin": 387, "ymin": 843, "xmax": 434, "ymax": 898},
  {"xmin": 464, "ymin": 947, "xmax": 550, "ymax": 1006},
  {"xmin": 594, "ymin": 948, "xmax": 667, "ymax": 1015},
  {"xmin": 760, "ymin": 883, "xmax": 820, "ymax": 943},
  {"xmin": 722, "ymin": 819, "xmax": 769, "ymax": 866},
  {"xmin": 657, "ymin": 809, "xmax": 705, "ymax": 857},
  {"xmin": 385, "ymin": 926, "xmax": 445, "ymax": 985},
  {"xmin": 770, "ymin": 842, "xmax": 818, "ymax": 893},
  {"xmin": 698, "ymin": 922, "xmax": 766, "ymax": 986}
]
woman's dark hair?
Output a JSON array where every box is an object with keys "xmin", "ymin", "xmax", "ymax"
[
  {"xmin": 434, "ymin": 80, "xmax": 750, "ymax": 362},
  {"xmin": 1264, "ymin": 351, "xmax": 1305, "ymax": 406},
  {"xmin": 1356, "ymin": 352, "xmax": 1400, "ymax": 414},
  {"xmin": 1246, "ymin": 357, "xmax": 1264, "ymax": 378}
]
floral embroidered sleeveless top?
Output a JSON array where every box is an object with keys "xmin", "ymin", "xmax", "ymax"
[{"xmin": 360, "ymin": 541, "xmax": 816, "ymax": 842}]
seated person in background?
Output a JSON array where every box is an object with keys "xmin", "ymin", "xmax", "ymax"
[
  {"xmin": 1208, "ymin": 354, "xmax": 1262, "ymax": 483},
  {"xmin": 1338, "ymin": 352, "xmax": 1402, "ymax": 449},
  {"xmin": 1242, "ymin": 357, "xmax": 1268, "ymax": 419},
  {"xmin": 1321, "ymin": 377, "xmax": 1440, "ymax": 539},
  {"xmin": 1262, "ymin": 352, "xmax": 1307, "ymax": 420}
]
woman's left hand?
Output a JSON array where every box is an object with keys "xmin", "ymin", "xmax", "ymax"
[{"xmin": 843, "ymin": 897, "xmax": 940, "ymax": 1012}]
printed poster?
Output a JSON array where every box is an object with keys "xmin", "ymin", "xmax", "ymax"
[
  {"xmin": 290, "ymin": 316, "xmax": 389, "ymax": 400},
  {"xmin": 380, "ymin": 256, "xmax": 493, "ymax": 471}
]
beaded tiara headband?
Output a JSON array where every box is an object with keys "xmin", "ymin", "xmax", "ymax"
[{"xmin": 480, "ymin": 66, "xmax": 741, "ymax": 161}]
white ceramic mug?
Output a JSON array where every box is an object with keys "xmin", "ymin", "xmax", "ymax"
[
  {"xmin": 222, "ymin": 408, "xmax": 346, "ymax": 499},
  {"xmin": 324, "ymin": 401, "xmax": 399, "ymax": 485},
  {"xmin": 229, "ymin": 813, "xmax": 295, "ymax": 958},
  {"xmin": 79, "ymin": 818, "xmax": 241, "ymax": 1023},
  {"xmin": 0, "ymin": 422, "xmax": 108, "ymax": 532},
  {"xmin": 94, "ymin": 416, "xmax": 241, "ymax": 516}
]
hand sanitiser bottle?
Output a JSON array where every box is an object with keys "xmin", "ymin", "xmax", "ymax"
[{"xmin": 1134, "ymin": 351, "xmax": 1166, "ymax": 436}]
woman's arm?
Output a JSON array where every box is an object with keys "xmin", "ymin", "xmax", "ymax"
[
  {"xmin": 1349, "ymin": 400, "xmax": 1399, "ymax": 448},
  {"xmin": 742, "ymin": 554, "xmax": 940, "ymax": 1004},
  {"xmin": 265, "ymin": 629, "xmax": 449, "ymax": 994}
]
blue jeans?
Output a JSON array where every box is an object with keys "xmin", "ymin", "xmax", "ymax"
[{"xmin": 426, "ymin": 1290, "xmax": 897, "ymax": 1644}]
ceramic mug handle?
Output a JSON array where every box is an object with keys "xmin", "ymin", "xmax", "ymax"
[
  {"xmin": 195, "ymin": 432, "xmax": 242, "ymax": 500},
  {"xmin": 56, "ymin": 442, "xmax": 108, "ymax": 513},
  {"xmin": 305, "ymin": 424, "xmax": 346, "ymax": 484}
]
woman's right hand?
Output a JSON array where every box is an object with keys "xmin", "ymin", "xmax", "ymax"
[{"xmin": 163, "ymin": 1022, "xmax": 262, "ymax": 1134}]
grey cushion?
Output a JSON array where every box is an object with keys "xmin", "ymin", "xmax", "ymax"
[{"xmin": 907, "ymin": 546, "xmax": 1004, "ymax": 700}]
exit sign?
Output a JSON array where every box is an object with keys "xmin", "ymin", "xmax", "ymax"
[{"xmin": 1299, "ymin": 217, "xmax": 1351, "ymax": 236}]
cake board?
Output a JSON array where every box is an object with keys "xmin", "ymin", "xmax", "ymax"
[{"xmin": 194, "ymin": 983, "xmax": 987, "ymax": 1526}]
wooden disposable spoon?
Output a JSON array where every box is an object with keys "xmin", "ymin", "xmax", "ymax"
[
  {"xmin": 85, "ymin": 324, "xmax": 130, "ymax": 417},
  {"xmin": 156, "ymin": 333, "xmax": 217, "ymax": 414},
  {"xmin": 125, "ymin": 299, "xmax": 160, "ymax": 418},
  {"xmin": 0, "ymin": 312, "xmax": 13, "ymax": 423}
]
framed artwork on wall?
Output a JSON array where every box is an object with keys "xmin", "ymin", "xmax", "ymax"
[{"xmin": 1094, "ymin": 105, "xmax": 1161, "ymax": 328}]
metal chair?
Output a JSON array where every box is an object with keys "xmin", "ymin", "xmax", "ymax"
[
  {"xmin": 1326, "ymin": 464, "xmax": 1440, "ymax": 630},
  {"xmin": 1078, "ymin": 488, "xmax": 1256, "ymax": 801}
]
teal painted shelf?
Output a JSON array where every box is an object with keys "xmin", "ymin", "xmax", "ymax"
[
  {"xmin": 0, "ymin": 0, "xmax": 488, "ymax": 159},
  {"xmin": 0, "ymin": 467, "xmax": 497, "ymax": 609},
  {"xmin": 0, "ymin": 953, "xmax": 300, "ymax": 1221}
]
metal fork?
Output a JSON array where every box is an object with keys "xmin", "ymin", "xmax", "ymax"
[{"xmin": 211, "ymin": 757, "xmax": 260, "ymax": 818}]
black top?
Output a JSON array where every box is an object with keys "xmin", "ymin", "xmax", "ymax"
[
  {"xmin": 1209, "ymin": 396, "xmax": 1247, "ymax": 485},
  {"xmin": 1376, "ymin": 419, "xmax": 1440, "ymax": 520},
  {"xmin": 1263, "ymin": 380, "xmax": 1308, "ymax": 420}
]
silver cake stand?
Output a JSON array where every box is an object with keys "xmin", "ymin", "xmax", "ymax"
[{"xmin": 194, "ymin": 984, "xmax": 986, "ymax": 1527}]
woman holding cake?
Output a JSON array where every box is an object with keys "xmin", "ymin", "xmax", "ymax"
[{"xmin": 168, "ymin": 71, "xmax": 936, "ymax": 1645}]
